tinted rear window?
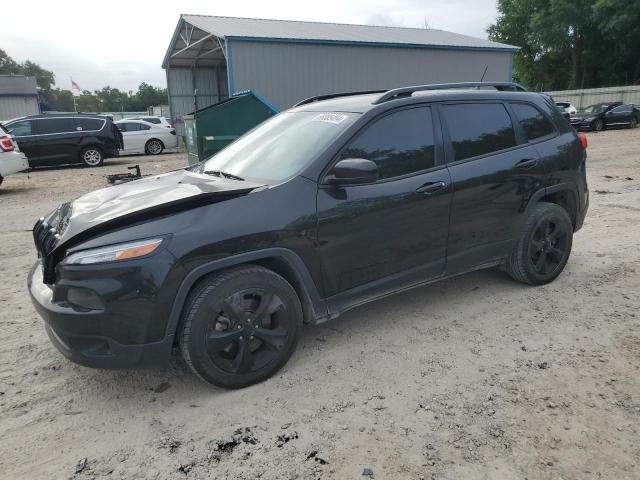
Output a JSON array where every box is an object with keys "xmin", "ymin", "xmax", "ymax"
[
  {"xmin": 77, "ymin": 118, "xmax": 104, "ymax": 131},
  {"xmin": 443, "ymin": 104, "xmax": 517, "ymax": 161},
  {"xmin": 34, "ymin": 118, "xmax": 76, "ymax": 135},
  {"xmin": 511, "ymin": 103, "xmax": 554, "ymax": 141},
  {"xmin": 341, "ymin": 107, "xmax": 436, "ymax": 180},
  {"xmin": 143, "ymin": 117, "xmax": 161, "ymax": 124}
]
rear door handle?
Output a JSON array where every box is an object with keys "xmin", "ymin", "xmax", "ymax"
[
  {"xmin": 416, "ymin": 181, "xmax": 447, "ymax": 195},
  {"xmin": 516, "ymin": 158, "xmax": 538, "ymax": 169}
]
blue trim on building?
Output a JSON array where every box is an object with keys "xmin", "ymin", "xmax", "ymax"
[
  {"xmin": 225, "ymin": 40, "xmax": 235, "ymax": 97},
  {"xmin": 0, "ymin": 93, "xmax": 38, "ymax": 97},
  {"xmin": 225, "ymin": 35, "xmax": 519, "ymax": 53}
]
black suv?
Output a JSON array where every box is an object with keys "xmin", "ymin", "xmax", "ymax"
[
  {"xmin": 28, "ymin": 82, "xmax": 589, "ymax": 389},
  {"xmin": 3, "ymin": 114, "xmax": 123, "ymax": 167}
]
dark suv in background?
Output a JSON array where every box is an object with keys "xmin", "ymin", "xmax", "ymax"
[
  {"xmin": 3, "ymin": 114, "xmax": 123, "ymax": 167},
  {"xmin": 28, "ymin": 82, "xmax": 589, "ymax": 389}
]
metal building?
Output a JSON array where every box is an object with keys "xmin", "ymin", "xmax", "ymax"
[
  {"xmin": 0, "ymin": 75, "xmax": 39, "ymax": 121},
  {"xmin": 163, "ymin": 15, "xmax": 518, "ymax": 135}
]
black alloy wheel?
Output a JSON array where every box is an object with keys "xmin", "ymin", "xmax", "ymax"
[
  {"xmin": 179, "ymin": 265, "xmax": 302, "ymax": 389},
  {"xmin": 507, "ymin": 202, "xmax": 573, "ymax": 285},
  {"xmin": 528, "ymin": 216, "xmax": 570, "ymax": 277},
  {"xmin": 206, "ymin": 289, "xmax": 289, "ymax": 375}
]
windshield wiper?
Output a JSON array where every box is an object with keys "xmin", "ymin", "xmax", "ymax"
[{"xmin": 203, "ymin": 170, "xmax": 245, "ymax": 181}]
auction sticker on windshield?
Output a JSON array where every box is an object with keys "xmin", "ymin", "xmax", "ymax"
[{"xmin": 312, "ymin": 113, "xmax": 350, "ymax": 125}]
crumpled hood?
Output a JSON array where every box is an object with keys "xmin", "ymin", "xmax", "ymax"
[{"xmin": 39, "ymin": 168, "xmax": 263, "ymax": 252}]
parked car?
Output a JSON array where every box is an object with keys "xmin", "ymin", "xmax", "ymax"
[
  {"xmin": 28, "ymin": 82, "xmax": 589, "ymax": 389},
  {"xmin": 115, "ymin": 119, "xmax": 178, "ymax": 155},
  {"xmin": 127, "ymin": 116, "xmax": 172, "ymax": 128},
  {"xmin": 2, "ymin": 114, "xmax": 123, "ymax": 167},
  {"xmin": 556, "ymin": 102, "xmax": 577, "ymax": 116},
  {"xmin": 570, "ymin": 102, "xmax": 640, "ymax": 131},
  {"xmin": 0, "ymin": 123, "xmax": 29, "ymax": 186}
]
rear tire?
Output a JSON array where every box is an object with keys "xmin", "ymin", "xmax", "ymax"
[
  {"xmin": 179, "ymin": 265, "xmax": 303, "ymax": 389},
  {"xmin": 629, "ymin": 118, "xmax": 638, "ymax": 129},
  {"xmin": 145, "ymin": 139, "xmax": 164, "ymax": 155},
  {"xmin": 506, "ymin": 202, "xmax": 573, "ymax": 286},
  {"xmin": 80, "ymin": 147, "xmax": 103, "ymax": 167}
]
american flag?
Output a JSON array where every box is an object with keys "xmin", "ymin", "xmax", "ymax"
[{"xmin": 71, "ymin": 79, "xmax": 81, "ymax": 95}]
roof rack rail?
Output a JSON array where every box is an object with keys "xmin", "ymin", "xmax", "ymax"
[
  {"xmin": 372, "ymin": 82, "xmax": 528, "ymax": 105},
  {"xmin": 295, "ymin": 90, "xmax": 387, "ymax": 107}
]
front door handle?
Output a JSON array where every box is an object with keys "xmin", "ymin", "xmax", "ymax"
[
  {"xmin": 416, "ymin": 181, "xmax": 447, "ymax": 195},
  {"xmin": 516, "ymin": 158, "xmax": 538, "ymax": 169}
]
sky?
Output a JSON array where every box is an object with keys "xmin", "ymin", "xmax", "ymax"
[{"xmin": 2, "ymin": 0, "xmax": 500, "ymax": 92}]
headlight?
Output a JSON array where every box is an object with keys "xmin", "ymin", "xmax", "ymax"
[
  {"xmin": 584, "ymin": 117, "xmax": 595, "ymax": 122},
  {"xmin": 64, "ymin": 238, "xmax": 163, "ymax": 265}
]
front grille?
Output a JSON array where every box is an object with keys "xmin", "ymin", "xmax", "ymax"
[{"xmin": 32, "ymin": 217, "xmax": 60, "ymax": 284}]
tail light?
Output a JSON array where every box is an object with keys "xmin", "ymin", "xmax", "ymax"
[
  {"xmin": 578, "ymin": 132, "xmax": 588, "ymax": 149},
  {"xmin": 0, "ymin": 136, "xmax": 14, "ymax": 152},
  {"xmin": 165, "ymin": 125, "xmax": 172, "ymax": 128},
  {"xmin": 170, "ymin": 129, "xmax": 176, "ymax": 135}
]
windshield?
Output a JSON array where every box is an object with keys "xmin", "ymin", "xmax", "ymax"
[
  {"xmin": 581, "ymin": 104, "xmax": 606, "ymax": 114},
  {"xmin": 198, "ymin": 111, "xmax": 358, "ymax": 183}
]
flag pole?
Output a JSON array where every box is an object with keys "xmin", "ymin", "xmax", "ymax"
[{"xmin": 71, "ymin": 77, "xmax": 77, "ymax": 112}]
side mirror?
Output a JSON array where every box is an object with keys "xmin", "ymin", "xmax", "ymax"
[{"xmin": 324, "ymin": 158, "xmax": 378, "ymax": 185}]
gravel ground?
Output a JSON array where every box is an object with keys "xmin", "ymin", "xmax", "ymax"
[{"xmin": 0, "ymin": 130, "xmax": 639, "ymax": 480}]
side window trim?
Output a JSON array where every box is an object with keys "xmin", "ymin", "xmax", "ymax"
[
  {"xmin": 321, "ymin": 104, "xmax": 446, "ymax": 186},
  {"xmin": 438, "ymin": 101, "xmax": 535, "ymax": 166},
  {"xmin": 507, "ymin": 101, "xmax": 558, "ymax": 145}
]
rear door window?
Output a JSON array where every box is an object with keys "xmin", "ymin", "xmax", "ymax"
[
  {"xmin": 340, "ymin": 107, "xmax": 436, "ymax": 180},
  {"xmin": 442, "ymin": 103, "xmax": 517, "ymax": 162},
  {"xmin": 119, "ymin": 122, "xmax": 139, "ymax": 132},
  {"xmin": 510, "ymin": 103, "xmax": 555, "ymax": 141},
  {"xmin": 34, "ymin": 118, "xmax": 76, "ymax": 135},
  {"xmin": 139, "ymin": 123, "xmax": 151, "ymax": 131},
  {"xmin": 77, "ymin": 118, "xmax": 104, "ymax": 131},
  {"xmin": 7, "ymin": 120, "xmax": 32, "ymax": 136},
  {"xmin": 610, "ymin": 105, "xmax": 632, "ymax": 114}
]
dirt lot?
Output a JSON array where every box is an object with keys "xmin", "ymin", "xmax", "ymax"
[{"xmin": 1, "ymin": 131, "xmax": 639, "ymax": 480}]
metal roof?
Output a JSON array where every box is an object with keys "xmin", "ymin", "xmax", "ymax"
[
  {"xmin": 0, "ymin": 75, "xmax": 38, "ymax": 96},
  {"xmin": 181, "ymin": 14, "xmax": 518, "ymax": 51}
]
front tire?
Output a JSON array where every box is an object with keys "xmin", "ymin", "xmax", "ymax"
[
  {"xmin": 145, "ymin": 139, "xmax": 164, "ymax": 155},
  {"xmin": 593, "ymin": 118, "xmax": 604, "ymax": 132},
  {"xmin": 80, "ymin": 147, "xmax": 103, "ymax": 167},
  {"xmin": 179, "ymin": 265, "xmax": 303, "ymax": 389},
  {"xmin": 629, "ymin": 118, "xmax": 638, "ymax": 129},
  {"xmin": 506, "ymin": 202, "xmax": 573, "ymax": 286}
]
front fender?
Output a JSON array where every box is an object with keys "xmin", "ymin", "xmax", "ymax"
[{"xmin": 164, "ymin": 248, "xmax": 328, "ymax": 341}]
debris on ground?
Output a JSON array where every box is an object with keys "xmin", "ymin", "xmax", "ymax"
[
  {"xmin": 276, "ymin": 430, "xmax": 299, "ymax": 447},
  {"xmin": 363, "ymin": 467, "xmax": 374, "ymax": 477},
  {"xmin": 152, "ymin": 382, "xmax": 171, "ymax": 394},
  {"xmin": 74, "ymin": 457, "xmax": 88, "ymax": 474},
  {"xmin": 105, "ymin": 164, "xmax": 144, "ymax": 185},
  {"xmin": 306, "ymin": 450, "xmax": 329, "ymax": 465}
]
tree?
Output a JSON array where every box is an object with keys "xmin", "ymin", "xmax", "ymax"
[
  {"xmin": 0, "ymin": 48, "xmax": 19, "ymax": 73},
  {"xmin": 129, "ymin": 82, "xmax": 168, "ymax": 111},
  {"xmin": 488, "ymin": 0, "xmax": 640, "ymax": 90},
  {"xmin": 0, "ymin": 48, "xmax": 168, "ymax": 111},
  {"xmin": 40, "ymin": 88, "xmax": 75, "ymax": 111}
]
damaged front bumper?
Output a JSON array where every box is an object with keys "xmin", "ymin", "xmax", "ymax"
[{"xmin": 27, "ymin": 254, "xmax": 179, "ymax": 368}]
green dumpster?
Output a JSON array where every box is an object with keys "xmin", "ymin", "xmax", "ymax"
[{"xmin": 183, "ymin": 90, "xmax": 278, "ymax": 164}]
